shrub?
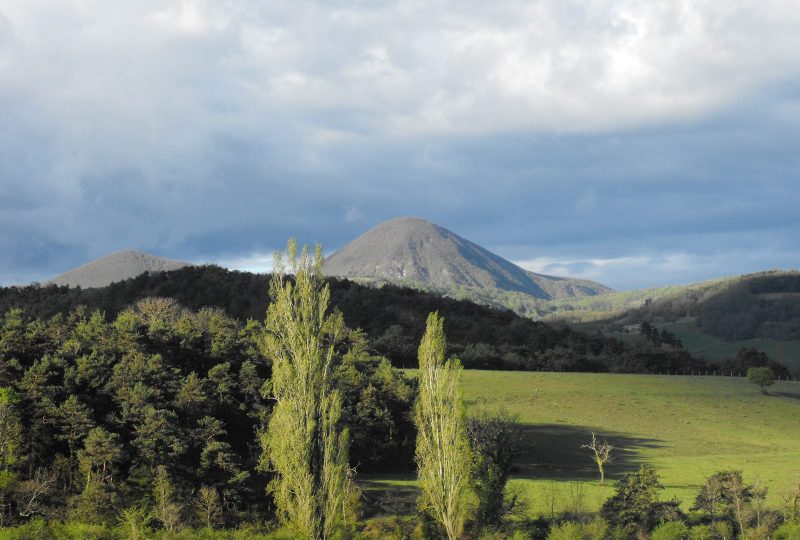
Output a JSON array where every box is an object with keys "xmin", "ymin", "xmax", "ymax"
[
  {"xmin": 651, "ymin": 521, "xmax": 690, "ymax": 540},
  {"xmin": 545, "ymin": 519, "xmax": 611, "ymax": 540},
  {"xmin": 774, "ymin": 521, "xmax": 800, "ymax": 540},
  {"xmin": 546, "ymin": 521, "xmax": 582, "ymax": 540},
  {"xmin": 54, "ymin": 522, "xmax": 115, "ymax": 539},
  {"xmin": 688, "ymin": 524, "xmax": 712, "ymax": 539}
]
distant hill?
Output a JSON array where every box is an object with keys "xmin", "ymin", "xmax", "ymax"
[
  {"xmin": 558, "ymin": 270, "xmax": 800, "ymax": 372},
  {"xmin": 323, "ymin": 217, "xmax": 611, "ymax": 307},
  {"xmin": 48, "ymin": 249, "xmax": 190, "ymax": 288},
  {"xmin": 0, "ymin": 265, "xmax": 708, "ymax": 374}
]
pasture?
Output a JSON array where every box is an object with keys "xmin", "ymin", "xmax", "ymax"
[{"xmin": 364, "ymin": 371, "xmax": 800, "ymax": 517}]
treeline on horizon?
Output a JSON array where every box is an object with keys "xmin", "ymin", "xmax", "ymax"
[{"xmin": 0, "ymin": 264, "xmax": 756, "ymax": 375}]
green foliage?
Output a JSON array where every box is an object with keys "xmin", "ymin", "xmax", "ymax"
[
  {"xmin": 0, "ymin": 387, "xmax": 21, "ymax": 474},
  {"xmin": 116, "ymin": 504, "xmax": 151, "ymax": 540},
  {"xmin": 414, "ymin": 312, "xmax": 471, "ymax": 540},
  {"xmin": 152, "ymin": 465, "xmax": 182, "ymax": 531},
  {"xmin": 650, "ymin": 520, "xmax": 690, "ymax": 540},
  {"xmin": 0, "ymin": 264, "xmax": 709, "ymax": 375},
  {"xmin": 545, "ymin": 518, "xmax": 612, "ymax": 540},
  {"xmin": 0, "ymin": 288, "xmax": 419, "ymax": 530},
  {"xmin": 774, "ymin": 521, "xmax": 800, "ymax": 539},
  {"xmin": 692, "ymin": 470, "xmax": 753, "ymax": 530},
  {"xmin": 260, "ymin": 241, "xmax": 357, "ymax": 539},
  {"xmin": 600, "ymin": 465, "xmax": 666, "ymax": 535},
  {"xmin": 194, "ymin": 485, "xmax": 222, "ymax": 529},
  {"xmin": 0, "ymin": 388, "xmax": 21, "ymax": 525},
  {"xmin": 747, "ymin": 366, "xmax": 776, "ymax": 394},
  {"xmin": 335, "ymin": 348, "xmax": 417, "ymax": 472},
  {"xmin": 467, "ymin": 409, "xmax": 521, "ymax": 531}
]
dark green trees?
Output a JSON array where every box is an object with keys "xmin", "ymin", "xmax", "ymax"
[
  {"xmin": 600, "ymin": 465, "xmax": 683, "ymax": 535},
  {"xmin": 467, "ymin": 409, "xmax": 520, "ymax": 531}
]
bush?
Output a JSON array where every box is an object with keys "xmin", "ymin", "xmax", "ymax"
[
  {"xmin": 546, "ymin": 521, "xmax": 582, "ymax": 540},
  {"xmin": 545, "ymin": 519, "xmax": 611, "ymax": 540},
  {"xmin": 774, "ymin": 521, "xmax": 800, "ymax": 540},
  {"xmin": 54, "ymin": 522, "xmax": 115, "ymax": 539},
  {"xmin": 0, "ymin": 518, "xmax": 53, "ymax": 540},
  {"xmin": 651, "ymin": 521, "xmax": 689, "ymax": 540}
]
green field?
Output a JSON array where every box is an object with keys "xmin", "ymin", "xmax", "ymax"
[
  {"xmin": 655, "ymin": 318, "xmax": 800, "ymax": 372},
  {"xmin": 364, "ymin": 370, "xmax": 800, "ymax": 518}
]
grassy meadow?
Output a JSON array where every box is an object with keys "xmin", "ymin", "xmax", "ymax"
[
  {"xmin": 654, "ymin": 317, "xmax": 800, "ymax": 372},
  {"xmin": 365, "ymin": 370, "xmax": 800, "ymax": 519}
]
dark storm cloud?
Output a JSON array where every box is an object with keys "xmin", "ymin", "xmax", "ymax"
[{"xmin": 1, "ymin": 1, "xmax": 799, "ymax": 289}]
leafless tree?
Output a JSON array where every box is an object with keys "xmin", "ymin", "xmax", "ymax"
[
  {"xmin": 581, "ymin": 432, "xmax": 614, "ymax": 483},
  {"xmin": 17, "ymin": 467, "xmax": 57, "ymax": 519}
]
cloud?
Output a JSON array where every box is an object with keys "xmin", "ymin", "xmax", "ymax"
[
  {"xmin": 514, "ymin": 247, "xmax": 800, "ymax": 291},
  {"xmin": 1, "ymin": 1, "xmax": 799, "ymax": 288},
  {"xmin": 210, "ymin": 252, "xmax": 274, "ymax": 274}
]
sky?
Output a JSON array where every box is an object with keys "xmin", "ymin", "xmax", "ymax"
[{"xmin": 2, "ymin": 0, "xmax": 799, "ymax": 291}]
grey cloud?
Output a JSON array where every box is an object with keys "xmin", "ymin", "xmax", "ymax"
[{"xmin": 1, "ymin": 1, "xmax": 800, "ymax": 289}]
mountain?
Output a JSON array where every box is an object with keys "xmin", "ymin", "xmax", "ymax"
[
  {"xmin": 323, "ymin": 217, "xmax": 611, "ymax": 302},
  {"xmin": 48, "ymin": 249, "xmax": 190, "ymax": 288}
]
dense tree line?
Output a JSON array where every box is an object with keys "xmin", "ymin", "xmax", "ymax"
[
  {"xmin": 1, "ymin": 265, "xmax": 708, "ymax": 374},
  {"xmin": 0, "ymin": 299, "xmax": 416, "ymax": 529}
]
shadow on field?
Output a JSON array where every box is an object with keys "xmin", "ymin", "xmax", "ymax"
[
  {"xmin": 356, "ymin": 424, "xmax": 662, "ymax": 518},
  {"xmin": 359, "ymin": 475, "xmax": 419, "ymax": 518},
  {"xmin": 512, "ymin": 424, "xmax": 662, "ymax": 482},
  {"xmin": 772, "ymin": 391, "xmax": 800, "ymax": 400}
]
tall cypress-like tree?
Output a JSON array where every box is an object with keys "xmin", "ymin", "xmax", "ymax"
[
  {"xmin": 260, "ymin": 240, "xmax": 356, "ymax": 539},
  {"xmin": 415, "ymin": 312, "xmax": 471, "ymax": 540}
]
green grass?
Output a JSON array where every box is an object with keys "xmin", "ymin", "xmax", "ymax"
[
  {"xmin": 369, "ymin": 370, "xmax": 800, "ymax": 518},
  {"xmin": 653, "ymin": 318, "xmax": 800, "ymax": 372}
]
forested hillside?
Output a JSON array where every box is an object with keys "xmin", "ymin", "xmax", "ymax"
[
  {"xmin": 0, "ymin": 300, "xmax": 416, "ymax": 528},
  {"xmin": 3, "ymin": 265, "xmax": 704, "ymax": 374},
  {"xmin": 611, "ymin": 271, "xmax": 800, "ymax": 341}
]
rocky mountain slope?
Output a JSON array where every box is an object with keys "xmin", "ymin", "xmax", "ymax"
[
  {"xmin": 323, "ymin": 217, "xmax": 611, "ymax": 300},
  {"xmin": 48, "ymin": 250, "xmax": 190, "ymax": 288}
]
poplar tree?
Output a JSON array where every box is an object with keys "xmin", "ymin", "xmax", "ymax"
[
  {"xmin": 260, "ymin": 240, "xmax": 356, "ymax": 539},
  {"xmin": 415, "ymin": 312, "xmax": 471, "ymax": 540}
]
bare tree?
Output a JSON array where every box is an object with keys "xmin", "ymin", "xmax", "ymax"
[
  {"xmin": 17, "ymin": 467, "xmax": 57, "ymax": 519},
  {"xmin": 581, "ymin": 432, "xmax": 614, "ymax": 483}
]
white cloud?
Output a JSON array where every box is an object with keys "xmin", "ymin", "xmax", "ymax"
[
  {"xmin": 514, "ymin": 249, "xmax": 800, "ymax": 291},
  {"xmin": 211, "ymin": 252, "xmax": 274, "ymax": 274},
  {"xmin": 2, "ymin": 0, "xmax": 799, "ymax": 142}
]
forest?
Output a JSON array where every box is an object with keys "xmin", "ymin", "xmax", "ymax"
[
  {"xmin": 621, "ymin": 272, "xmax": 800, "ymax": 342},
  {"xmin": 1, "ymin": 260, "xmax": 797, "ymax": 538},
  {"xmin": 1, "ymin": 265, "xmax": 731, "ymax": 375}
]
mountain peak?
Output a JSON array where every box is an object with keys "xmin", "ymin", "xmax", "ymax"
[
  {"xmin": 48, "ymin": 250, "xmax": 190, "ymax": 288},
  {"xmin": 323, "ymin": 217, "xmax": 611, "ymax": 300}
]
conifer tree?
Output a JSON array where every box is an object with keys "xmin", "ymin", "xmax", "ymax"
[
  {"xmin": 415, "ymin": 312, "xmax": 471, "ymax": 540},
  {"xmin": 260, "ymin": 240, "xmax": 356, "ymax": 539}
]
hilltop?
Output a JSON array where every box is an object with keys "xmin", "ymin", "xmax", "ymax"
[
  {"xmin": 47, "ymin": 249, "xmax": 190, "ymax": 288},
  {"xmin": 323, "ymin": 217, "xmax": 610, "ymax": 308}
]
